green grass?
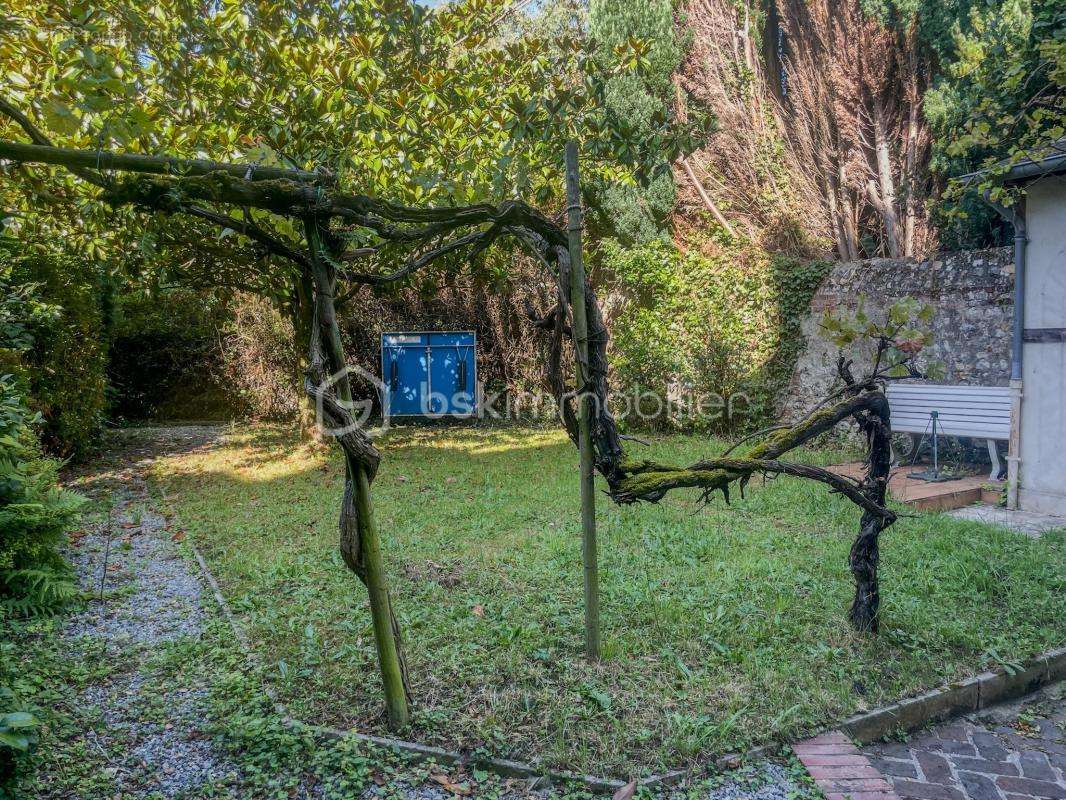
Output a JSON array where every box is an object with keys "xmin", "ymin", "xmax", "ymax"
[{"xmin": 155, "ymin": 424, "xmax": 1065, "ymax": 775}]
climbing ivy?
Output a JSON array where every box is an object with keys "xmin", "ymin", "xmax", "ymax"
[{"xmin": 599, "ymin": 239, "xmax": 830, "ymax": 431}]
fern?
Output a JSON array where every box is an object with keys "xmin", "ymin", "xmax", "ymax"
[
  {"xmin": 0, "ymin": 374, "xmax": 84, "ymax": 618},
  {"xmin": 0, "ymin": 568, "xmax": 78, "ymax": 618}
]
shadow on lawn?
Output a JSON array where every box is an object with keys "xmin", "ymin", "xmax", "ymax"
[{"xmin": 63, "ymin": 424, "xmax": 228, "ymax": 498}]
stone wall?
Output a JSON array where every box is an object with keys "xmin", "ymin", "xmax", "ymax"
[{"xmin": 784, "ymin": 247, "xmax": 1013, "ymax": 415}]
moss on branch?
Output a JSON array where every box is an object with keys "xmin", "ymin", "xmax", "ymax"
[
  {"xmin": 105, "ymin": 172, "xmax": 323, "ymax": 215},
  {"xmin": 610, "ymin": 391, "xmax": 895, "ymax": 523}
]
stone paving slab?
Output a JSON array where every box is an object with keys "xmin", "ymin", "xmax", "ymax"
[
  {"xmin": 947, "ymin": 505, "xmax": 1066, "ymax": 537},
  {"xmin": 862, "ymin": 685, "xmax": 1065, "ymax": 800}
]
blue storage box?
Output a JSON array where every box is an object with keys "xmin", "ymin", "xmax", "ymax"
[{"xmin": 380, "ymin": 331, "xmax": 477, "ymax": 418}]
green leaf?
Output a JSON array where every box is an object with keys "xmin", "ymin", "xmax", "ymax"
[
  {"xmin": 1, "ymin": 712, "xmax": 37, "ymax": 728},
  {"xmin": 587, "ymin": 688, "xmax": 611, "ymax": 712},
  {"xmin": 0, "ymin": 731, "xmax": 30, "ymax": 750}
]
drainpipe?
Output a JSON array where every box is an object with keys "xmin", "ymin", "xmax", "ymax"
[{"xmin": 985, "ymin": 194, "xmax": 1026, "ymax": 509}]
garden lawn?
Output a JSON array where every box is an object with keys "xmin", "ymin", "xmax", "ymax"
[{"xmin": 154, "ymin": 424, "xmax": 1064, "ymax": 776}]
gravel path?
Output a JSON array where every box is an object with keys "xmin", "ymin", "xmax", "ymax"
[
  {"xmin": 54, "ymin": 425, "xmax": 808, "ymax": 800},
  {"xmin": 60, "ymin": 425, "xmax": 238, "ymax": 799}
]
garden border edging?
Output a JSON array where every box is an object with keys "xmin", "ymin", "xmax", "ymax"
[
  {"xmin": 837, "ymin": 644, "xmax": 1066, "ymax": 744},
  {"xmin": 792, "ymin": 648, "xmax": 1065, "ymax": 800},
  {"xmin": 187, "ymin": 531, "xmax": 1064, "ymax": 794}
]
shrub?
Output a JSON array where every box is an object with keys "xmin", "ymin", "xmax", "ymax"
[
  {"xmin": 0, "ymin": 266, "xmax": 83, "ymax": 794},
  {"xmin": 219, "ymin": 293, "xmax": 302, "ymax": 420},
  {"xmin": 598, "ymin": 238, "xmax": 830, "ymax": 432},
  {"xmin": 11, "ymin": 253, "xmax": 107, "ymax": 460},
  {"xmin": 0, "ymin": 701, "xmax": 40, "ymax": 790},
  {"xmin": 108, "ymin": 288, "xmax": 232, "ymax": 420},
  {"xmin": 0, "ymin": 376, "xmax": 83, "ymax": 619},
  {"xmin": 1, "ymin": 243, "xmax": 108, "ymax": 460},
  {"xmin": 0, "ymin": 264, "xmax": 83, "ymax": 617}
]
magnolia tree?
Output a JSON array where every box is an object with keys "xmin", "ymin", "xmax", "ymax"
[{"xmin": 0, "ymin": 0, "xmax": 707, "ymax": 429}]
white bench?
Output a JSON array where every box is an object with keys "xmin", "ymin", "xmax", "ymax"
[{"xmin": 886, "ymin": 383, "xmax": 1011, "ymax": 480}]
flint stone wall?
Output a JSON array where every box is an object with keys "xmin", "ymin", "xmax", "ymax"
[{"xmin": 784, "ymin": 247, "xmax": 1014, "ymax": 416}]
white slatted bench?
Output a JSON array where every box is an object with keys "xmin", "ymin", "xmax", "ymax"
[{"xmin": 886, "ymin": 383, "xmax": 1012, "ymax": 480}]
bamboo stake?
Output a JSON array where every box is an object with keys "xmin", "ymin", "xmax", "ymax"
[
  {"xmin": 564, "ymin": 140, "xmax": 600, "ymax": 660},
  {"xmin": 352, "ymin": 462, "xmax": 410, "ymax": 728}
]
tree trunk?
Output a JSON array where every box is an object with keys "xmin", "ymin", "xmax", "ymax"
[
  {"xmin": 902, "ymin": 102, "xmax": 918, "ymax": 257},
  {"xmin": 348, "ymin": 461, "xmax": 411, "ymax": 725},
  {"xmin": 304, "ymin": 217, "xmax": 411, "ymax": 730},
  {"xmin": 847, "ymin": 391, "xmax": 892, "ymax": 632},
  {"xmin": 901, "ymin": 54, "xmax": 921, "ymax": 258},
  {"xmin": 681, "ymin": 157, "xmax": 736, "ymax": 236},
  {"xmin": 292, "ymin": 269, "xmax": 321, "ymax": 440},
  {"xmin": 825, "ymin": 167, "xmax": 852, "ymax": 261},
  {"xmin": 837, "ymin": 161, "xmax": 861, "ymax": 260},
  {"xmin": 870, "ymin": 100, "xmax": 901, "ymax": 258}
]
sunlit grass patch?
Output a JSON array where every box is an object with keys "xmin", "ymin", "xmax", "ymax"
[{"xmin": 155, "ymin": 424, "xmax": 1065, "ymax": 775}]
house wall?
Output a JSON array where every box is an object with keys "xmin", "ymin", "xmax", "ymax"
[
  {"xmin": 784, "ymin": 247, "xmax": 1014, "ymax": 417},
  {"xmin": 1019, "ymin": 176, "xmax": 1066, "ymax": 515}
]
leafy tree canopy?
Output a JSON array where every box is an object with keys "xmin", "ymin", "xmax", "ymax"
[
  {"xmin": 586, "ymin": 0, "xmax": 694, "ymax": 245},
  {"xmin": 1, "ymin": 0, "xmax": 705, "ymax": 274},
  {"xmin": 922, "ymin": 0, "xmax": 1064, "ymax": 244}
]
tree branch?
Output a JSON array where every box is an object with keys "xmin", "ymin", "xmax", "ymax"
[
  {"xmin": 183, "ymin": 204, "xmax": 311, "ymax": 268},
  {"xmin": 613, "ymin": 456, "xmax": 895, "ymax": 521},
  {"xmin": 0, "ymin": 98, "xmax": 108, "ymax": 187},
  {"xmin": 0, "ymin": 135, "xmax": 329, "ymax": 184},
  {"xmin": 339, "ymin": 229, "xmax": 490, "ymax": 286}
]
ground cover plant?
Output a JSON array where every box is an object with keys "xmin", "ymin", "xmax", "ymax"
[{"xmin": 156, "ymin": 424, "xmax": 1064, "ymax": 775}]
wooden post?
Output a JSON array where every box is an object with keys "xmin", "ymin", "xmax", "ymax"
[
  {"xmin": 305, "ymin": 218, "xmax": 410, "ymax": 729},
  {"xmin": 564, "ymin": 140, "xmax": 600, "ymax": 660}
]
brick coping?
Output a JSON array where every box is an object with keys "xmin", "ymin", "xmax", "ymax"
[
  {"xmin": 794, "ymin": 730, "xmax": 900, "ymax": 800},
  {"xmin": 839, "ymin": 647, "xmax": 1066, "ymax": 744}
]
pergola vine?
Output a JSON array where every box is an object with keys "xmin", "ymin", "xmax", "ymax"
[{"xmin": 2, "ymin": 107, "xmax": 902, "ymax": 731}]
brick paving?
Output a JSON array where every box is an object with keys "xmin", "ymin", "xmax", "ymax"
[
  {"xmin": 861, "ymin": 686, "xmax": 1065, "ymax": 800},
  {"xmin": 794, "ymin": 730, "xmax": 901, "ymax": 800}
]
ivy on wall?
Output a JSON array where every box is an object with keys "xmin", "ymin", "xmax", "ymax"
[{"xmin": 599, "ymin": 238, "xmax": 830, "ymax": 431}]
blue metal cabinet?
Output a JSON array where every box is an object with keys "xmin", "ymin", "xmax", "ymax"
[{"xmin": 381, "ymin": 331, "xmax": 477, "ymax": 418}]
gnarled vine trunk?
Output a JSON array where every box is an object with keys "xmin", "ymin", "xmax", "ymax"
[
  {"xmin": 0, "ymin": 131, "xmax": 910, "ymax": 734},
  {"xmin": 303, "ymin": 218, "xmax": 411, "ymax": 729},
  {"xmin": 839, "ymin": 362, "xmax": 893, "ymax": 632}
]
